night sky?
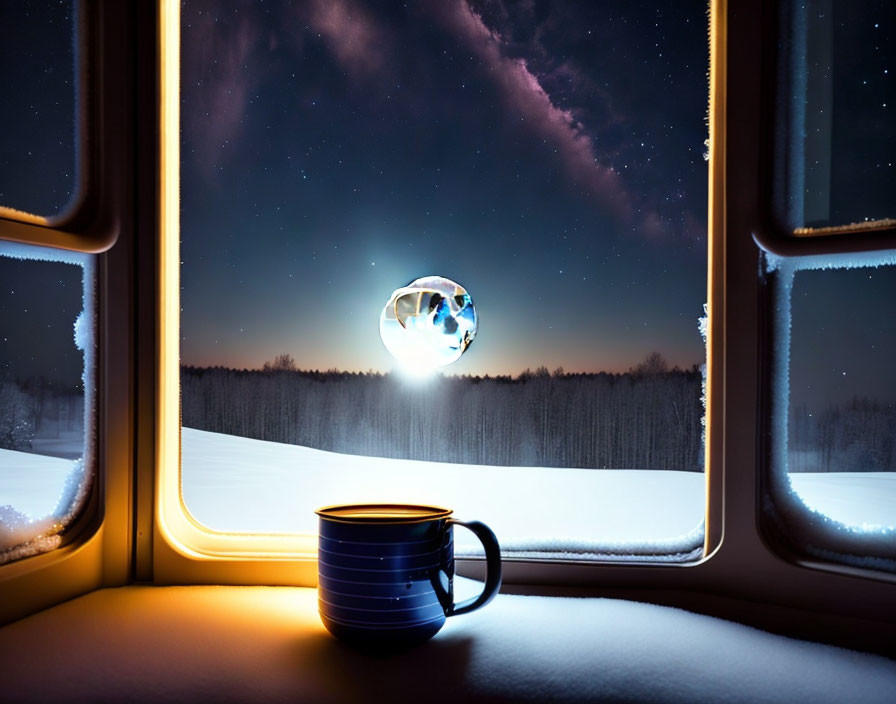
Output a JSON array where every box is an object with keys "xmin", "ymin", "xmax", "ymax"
[
  {"xmin": 0, "ymin": 0, "xmax": 894, "ymax": 412},
  {"xmin": 180, "ymin": 0, "xmax": 709, "ymax": 376},
  {"xmin": 0, "ymin": 0, "xmax": 74, "ymax": 217},
  {"xmin": 0, "ymin": 257, "xmax": 83, "ymax": 387},
  {"xmin": 795, "ymin": 0, "xmax": 895, "ymax": 228},
  {"xmin": 790, "ymin": 265, "xmax": 896, "ymax": 411},
  {"xmin": 0, "ymin": 1, "xmax": 81, "ymax": 387}
]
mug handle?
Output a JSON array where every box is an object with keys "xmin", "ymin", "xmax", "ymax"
[{"xmin": 445, "ymin": 519, "xmax": 503, "ymax": 617}]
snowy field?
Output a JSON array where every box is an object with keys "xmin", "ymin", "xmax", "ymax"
[
  {"xmin": 31, "ymin": 429, "xmax": 84, "ymax": 461},
  {"xmin": 0, "ymin": 450, "xmax": 72, "ymax": 520},
  {"xmin": 180, "ymin": 429, "xmax": 706, "ymax": 556},
  {"xmin": 177, "ymin": 429, "xmax": 895, "ymax": 552},
  {"xmin": 3, "ymin": 428, "xmax": 895, "ymax": 555},
  {"xmin": 789, "ymin": 472, "xmax": 896, "ymax": 529}
]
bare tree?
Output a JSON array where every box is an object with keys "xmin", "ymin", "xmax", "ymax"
[
  {"xmin": 633, "ymin": 351, "xmax": 669, "ymax": 378},
  {"xmin": 262, "ymin": 353, "xmax": 297, "ymax": 372}
]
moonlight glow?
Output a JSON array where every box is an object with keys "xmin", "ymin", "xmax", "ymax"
[{"xmin": 379, "ymin": 276, "xmax": 478, "ymax": 374}]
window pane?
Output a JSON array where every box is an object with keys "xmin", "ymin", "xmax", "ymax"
[
  {"xmin": 180, "ymin": 1, "xmax": 708, "ymax": 558},
  {"xmin": 0, "ymin": 250, "xmax": 92, "ymax": 563},
  {"xmin": 788, "ymin": 265, "xmax": 896, "ymax": 529},
  {"xmin": 0, "ymin": 1, "xmax": 77, "ymax": 216},
  {"xmin": 775, "ymin": 0, "xmax": 895, "ymax": 229}
]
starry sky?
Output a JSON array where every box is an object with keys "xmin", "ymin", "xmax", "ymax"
[
  {"xmin": 0, "ymin": 0, "xmax": 74, "ymax": 216},
  {"xmin": 793, "ymin": 0, "xmax": 895, "ymax": 228},
  {"xmin": 0, "ymin": 1, "xmax": 81, "ymax": 388},
  {"xmin": 790, "ymin": 265, "xmax": 896, "ymax": 411},
  {"xmin": 0, "ymin": 0, "xmax": 894, "ymax": 412},
  {"xmin": 179, "ymin": 0, "xmax": 709, "ymax": 376},
  {"xmin": 0, "ymin": 257, "xmax": 83, "ymax": 388}
]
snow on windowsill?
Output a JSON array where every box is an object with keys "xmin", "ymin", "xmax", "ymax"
[{"xmin": 1, "ymin": 584, "xmax": 895, "ymax": 703}]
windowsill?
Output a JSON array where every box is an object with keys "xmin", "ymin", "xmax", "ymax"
[{"xmin": 1, "ymin": 582, "xmax": 895, "ymax": 703}]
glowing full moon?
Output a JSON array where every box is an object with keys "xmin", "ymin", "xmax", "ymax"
[{"xmin": 379, "ymin": 276, "xmax": 477, "ymax": 373}]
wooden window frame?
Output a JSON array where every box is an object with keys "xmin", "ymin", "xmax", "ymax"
[{"xmin": 0, "ymin": 1, "xmax": 140, "ymax": 624}]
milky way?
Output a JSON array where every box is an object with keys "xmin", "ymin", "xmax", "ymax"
[{"xmin": 179, "ymin": 0, "xmax": 709, "ymax": 376}]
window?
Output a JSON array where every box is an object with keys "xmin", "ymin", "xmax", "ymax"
[
  {"xmin": 764, "ymin": 252, "xmax": 896, "ymax": 571},
  {"xmin": 0, "ymin": 2, "xmax": 98, "ymax": 567},
  {"xmin": 0, "ymin": 245, "xmax": 95, "ymax": 564},
  {"xmin": 773, "ymin": 0, "xmax": 895, "ymax": 232},
  {"xmin": 761, "ymin": 0, "xmax": 896, "ymax": 573},
  {"xmin": 173, "ymin": 0, "xmax": 710, "ymax": 561},
  {"xmin": 0, "ymin": 1, "xmax": 77, "ymax": 219},
  {"xmin": 0, "ymin": 2, "xmax": 142, "ymax": 624},
  {"xmin": 144, "ymin": 0, "xmax": 896, "ymax": 651}
]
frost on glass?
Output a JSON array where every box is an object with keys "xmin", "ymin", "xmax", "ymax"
[
  {"xmin": 0, "ymin": 244, "xmax": 95, "ymax": 564},
  {"xmin": 775, "ymin": 0, "xmax": 895, "ymax": 230},
  {"xmin": 0, "ymin": 2, "xmax": 77, "ymax": 217},
  {"xmin": 764, "ymin": 251, "xmax": 896, "ymax": 571}
]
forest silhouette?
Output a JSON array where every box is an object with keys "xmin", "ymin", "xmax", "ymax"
[
  {"xmin": 2, "ymin": 355, "xmax": 891, "ymax": 473},
  {"xmin": 181, "ymin": 353, "xmax": 706, "ymax": 471}
]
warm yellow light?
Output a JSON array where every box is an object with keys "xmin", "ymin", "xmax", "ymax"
[
  {"xmin": 0, "ymin": 206, "xmax": 51, "ymax": 227},
  {"xmin": 154, "ymin": 0, "xmax": 317, "ymax": 582},
  {"xmin": 703, "ymin": 0, "xmax": 724, "ymax": 556}
]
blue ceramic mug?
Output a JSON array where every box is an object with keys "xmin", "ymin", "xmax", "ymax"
[{"xmin": 316, "ymin": 503, "xmax": 502, "ymax": 646}]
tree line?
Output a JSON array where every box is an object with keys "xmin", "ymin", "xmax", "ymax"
[
  {"xmin": 789, "ymin": 397, "xmax": 896, "ymax": 473},
  {"xmin": 181, "ymin": 355, "xmax": 706, "ymax": 471},
  {"xmin": 0, "ymin": 377, "xmax": 83, "ymax": 452}
]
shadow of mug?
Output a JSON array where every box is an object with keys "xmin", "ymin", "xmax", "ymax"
[{"xmin": 316, "ymin": 504, "xmax": 502, "ymax": 648}]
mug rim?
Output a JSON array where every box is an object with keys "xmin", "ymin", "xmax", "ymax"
[{"xmin": 316, "ymin": 503, "xmax": 453, "ymax": 524}]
